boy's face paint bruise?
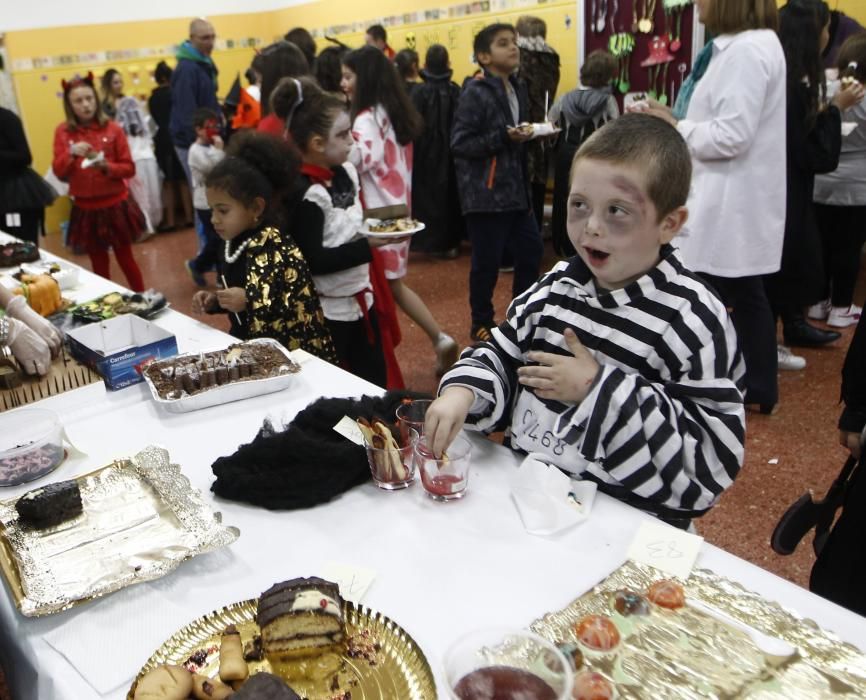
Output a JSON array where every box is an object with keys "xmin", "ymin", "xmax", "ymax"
[{"xmin": 566, "ymin": 158, "xmax": 685, "ymax": 290}]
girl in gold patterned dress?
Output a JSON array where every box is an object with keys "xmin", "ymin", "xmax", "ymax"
[{"xmin": 191, "ymin": 131, "xmax": 336, "ymax": 362}]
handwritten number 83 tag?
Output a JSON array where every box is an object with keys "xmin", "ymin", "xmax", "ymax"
[{"xmin": 627, "ymin": 521, "xmax": 704, "ymax": 580}]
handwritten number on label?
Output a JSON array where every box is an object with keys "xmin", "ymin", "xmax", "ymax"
[
  {"xmin": 520, "ymin": 408, "xmax": 566, "ymax": 455},
  {"xmin": 646, "ymin": 539, "xmax": 685, "ymax": 560}
]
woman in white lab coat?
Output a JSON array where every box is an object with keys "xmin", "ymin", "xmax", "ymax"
[{"xmin": 644, "ymin": 0, "xmax": 786, "ymax": 413}]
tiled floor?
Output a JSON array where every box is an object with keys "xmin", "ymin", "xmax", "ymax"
[{"xmin": 2, "ymin": 229, "xmax": 857, "ymax": 699}]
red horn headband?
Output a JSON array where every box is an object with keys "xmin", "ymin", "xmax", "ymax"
[{"xmin": 61, "ymin": 71, "xmax": 95, "ymax": 93}]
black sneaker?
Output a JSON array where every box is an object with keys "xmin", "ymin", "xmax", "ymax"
[{"xmin": 470, "ymin": 325, "xmax": 494, "ymax": 343}]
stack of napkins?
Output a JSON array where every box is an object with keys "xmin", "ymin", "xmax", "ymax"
[
  {"xmin": 45, "ymin": 584, "xmax": 187, "ymax": 695},
  {"xmin": 510, "ymin": 453, "xmax": 597, "ymax": 536}
]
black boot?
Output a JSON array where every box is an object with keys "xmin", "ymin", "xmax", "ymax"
[{"xmin": 783, "ymin": 317, "xmax": 841, "ymax": 348}]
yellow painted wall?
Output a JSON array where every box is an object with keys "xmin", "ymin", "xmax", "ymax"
[
  {"xmin": 6, "ymin": 13, "xmax": 282, "ymax": 233},
  {"xmin": 7, "ymin": 1, "xmax": 577, "ymax": 233},
  {"xmin": 274, "ymin": 0, "xmax": 579, "ymax": 95},
  {"xmin": 829, "ymin": 0, "xmax": 866, "ymax": 25}
]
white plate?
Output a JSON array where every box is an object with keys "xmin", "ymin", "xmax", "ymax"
[{"xmin": 359, "ymin": 220, "xmax": 426, "ymax": 239}]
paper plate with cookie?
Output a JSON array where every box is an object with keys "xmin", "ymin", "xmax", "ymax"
[{"xmin": 359, "ymin": 218, "xmax": 426, "ymax": 238}]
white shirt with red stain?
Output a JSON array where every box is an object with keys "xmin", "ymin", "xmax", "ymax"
[
  {"xmin": 350, "ymin": 104, "xmax": 413, "ymax": 210},
  {"xmin": 349, "ymin": 104, "xmax": 414, "ymax": 279}
]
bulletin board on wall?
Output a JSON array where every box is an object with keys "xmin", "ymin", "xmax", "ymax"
[
  {"xmin": 583, "ymin": 0, "xmax": 694, "ymax": 108},
  {"xmin": 303, "ymin": 0, "xmax": 581, "ymax": 96}
]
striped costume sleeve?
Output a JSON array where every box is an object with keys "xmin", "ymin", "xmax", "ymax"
[{"xmin": 439, "ymin": 268, "xmax": 562, "ymax": 432}]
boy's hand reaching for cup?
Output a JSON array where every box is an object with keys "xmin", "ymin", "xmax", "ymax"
[
  {"xmin": 517, "ymin": 328, "xmax": 600, "ymax": 403},
  {"xmin": 216, "ymin": 287, "xmax": 247, "ymax": 313},
  {"xmin": 425, "ymin": 387, "xmax": 475, "ymax": 457}
]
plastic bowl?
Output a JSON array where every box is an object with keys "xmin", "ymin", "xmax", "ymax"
[{"xmin": 0, "ymin": 408, "xmax": 65, "ymax": 487}]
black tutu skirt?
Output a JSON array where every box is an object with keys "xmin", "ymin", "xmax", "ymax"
[
  {"xmin": 0, "ymin": 168, "xmax": 58, "ymax": 210},
  {"xmin": 67, "ymin": 197, "xmax": 146, "ymax": 254}
]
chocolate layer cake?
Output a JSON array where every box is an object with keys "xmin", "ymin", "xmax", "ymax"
[
  {"xmin": 15, "ymin": 479, "xmax": 82, "ymax": 528},
  {"xmin": 234, "ymin": 672, "xmax": 301, "ymax": 699},
  {"xmin": 257, "ymin": 577, "xmax": 345, "ymax": 658}
]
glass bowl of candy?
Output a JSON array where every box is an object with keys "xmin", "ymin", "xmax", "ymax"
[{"xmin": 0, "ymin": 408, "xmax": 66, "ymax": 487}]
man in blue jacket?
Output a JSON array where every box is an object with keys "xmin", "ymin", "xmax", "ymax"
[{"xmin": 170, "ymin": 18, "xmax": 220, "ymax": 183}]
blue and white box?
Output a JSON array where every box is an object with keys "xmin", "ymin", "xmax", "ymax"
[{"xmin": 67, "ymin": 315, "xmax": 178, "ymax": 390}]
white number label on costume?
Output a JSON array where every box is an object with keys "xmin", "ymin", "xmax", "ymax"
[{"xmin": 521, "ymin": 408, "xmax": 566, "ymax": 455}]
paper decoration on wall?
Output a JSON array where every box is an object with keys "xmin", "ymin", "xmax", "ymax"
[
  {"xmin": 609, "ymin": 33, "xmax": 635, "ymax": 94},
  {"xmin": 10, "ymin": 0, "xmax": 564, "ymax": 74},
  {"xmin": 406, "ymin": 32, "xmax": 417, "ymax": 50},
  {"xmin": 663, "ymin": 0, "xmax": 692, "ymax": 52},
  {"xmin": 640, "ymin": 36, "xmax": 675, "ymax": 102}
]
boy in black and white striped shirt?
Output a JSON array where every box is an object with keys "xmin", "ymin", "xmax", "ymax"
[{"xmin": 426, "ymin": 113, "xmax": 746, "ymax": 525}]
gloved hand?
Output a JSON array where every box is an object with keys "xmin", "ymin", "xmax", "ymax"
[
  {"xmin": 5, "ymin": 294, "xmax": 63, "ymax": 356},
  {"xmin": 6, "ymin": 317, "xmax": 52, "ymax": 376}
]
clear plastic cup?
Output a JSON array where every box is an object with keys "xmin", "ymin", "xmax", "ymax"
[
  {"xmin": 395, "ymin": 399, "xmax": 432, "ymax": 443},
  {"xmin": 414, "ymin": 433, "xmax": 472, "ymax": 501},
  {"xmin": 365, "ymin": 434, "xmax": 416, "ymax": 490},
  {"xmin": 444, "ymin": 628, "xmax": 573, "ymax": 700}
]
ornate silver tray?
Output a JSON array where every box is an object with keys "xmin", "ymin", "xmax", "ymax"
[
  {"xmin": 0, "ymin": 445, "xmax": 239, "ymax": 616},
  {"xmin": 531, "ymin": 561, "xmax": 866, "ymax": 698}
]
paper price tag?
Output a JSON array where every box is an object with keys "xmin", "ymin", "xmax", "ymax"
[
  {"xmin": 626, "ymin": 520, "xmax": 703, "ymax": 580},
  {"xmin": 333, "ymin": 415, "xmax": 365, "ymax": 446},
  {"xmin": 320, "ymin": 562, "xmax": 376, "ymax": 604}
]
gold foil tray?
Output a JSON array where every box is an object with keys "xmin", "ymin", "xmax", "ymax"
[
  {"xmin": 127, "ymin": 598, "xmax": 437, "ymax": 699},
  {"xmin": 0, "ymin": 445, "xmax": 239, "ymax": 616},
  {"xmin": 530, "ymin": 561, "xmax": 866, "ymax": 698}
]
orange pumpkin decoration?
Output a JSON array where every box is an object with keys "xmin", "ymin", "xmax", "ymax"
[{"xmin": 12, "ymin": 274, "xmax": 63, "ymax": 316}]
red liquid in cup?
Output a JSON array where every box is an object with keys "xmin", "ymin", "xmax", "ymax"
[
  {"xmin": 420, "ymin": 471, "xmax": 465, "ymax": 497},
  {"xmin": 453, "ymin": 666, "xmax": 558, "ymax": 700}
]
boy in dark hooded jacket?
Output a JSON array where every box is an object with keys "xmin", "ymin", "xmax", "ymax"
[
  {"xmin": 549, "ymin": 50, "xmax": 619, "ymax": 256},
  {"xmin": 451, "ymin": 23, "xmax": 544, "ymax": 342}
]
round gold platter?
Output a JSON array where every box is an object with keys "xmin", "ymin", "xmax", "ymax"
[{"xmin": 127, "ymin": 598, "xmax": 437, "ymax": 699}]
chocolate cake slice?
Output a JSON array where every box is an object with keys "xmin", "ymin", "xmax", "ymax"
[
  {"xmin": 15, "ymin": 479, "xmax": 82, "ymax": 528},
  {"xmin": 234, "ymin": 672, "xmax": 301, "ymax": 699},
  {"xmin": 257, "ymin": 577, "xmax": 345, "ymax": 658}
]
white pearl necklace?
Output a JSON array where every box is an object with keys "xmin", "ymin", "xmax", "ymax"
[{"xmin": 224, "ymin": 237, "xmax": 252, "ymax": 264}]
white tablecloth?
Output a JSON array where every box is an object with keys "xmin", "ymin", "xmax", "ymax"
[{"xmin": 1, "ymin": 235, "xmax": 865, "ymax": 700}]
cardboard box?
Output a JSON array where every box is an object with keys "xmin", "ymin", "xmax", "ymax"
[{"xmin": 66, "ymin": 315, "xmax": 178, "ymax": 390}]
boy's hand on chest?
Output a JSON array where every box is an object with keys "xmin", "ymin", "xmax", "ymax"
[{"xmin": 517, "ymin": 328, "xmax": 600, "ymax": 403}]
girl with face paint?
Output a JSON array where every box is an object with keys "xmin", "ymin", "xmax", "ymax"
[{"xmin": 272, "ymin": 76, "xmax": 392, "ymax": 387}]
